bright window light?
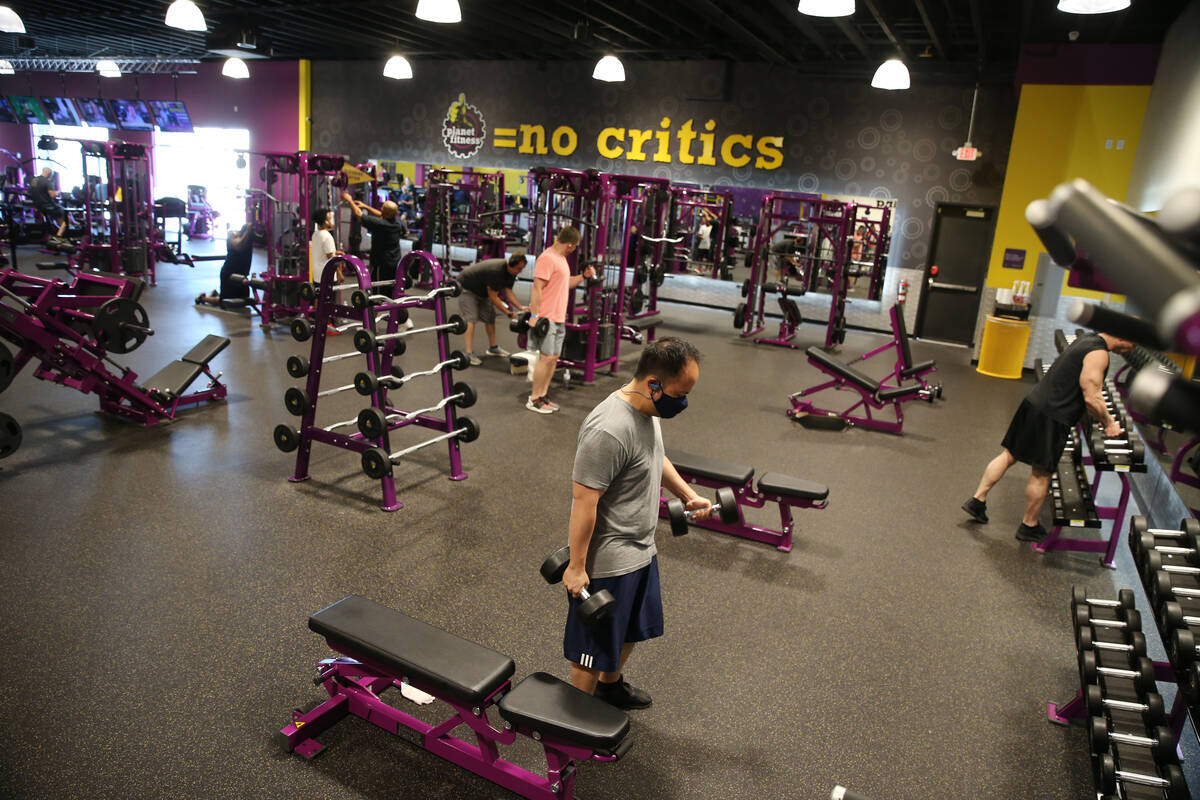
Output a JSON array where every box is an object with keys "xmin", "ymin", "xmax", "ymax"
[
  {"xmin": 0, "ymin": 5, "xmax": 24, "ymax": 33},
  {"xmin": 0, "ymin": 60, "xmax": 13, "ymax": 75},
  {"xmin": 415, "ymin": 0, "xmax": 461, "ymax": 23},
  {"xmin": 154, "ymin": 126, "xmax": 250, "ymax": 230},
  {"xmin": 96, "ymin": 59, "xmax": 121, "ymax": 78},
  {"xmin": 798, "ymin": 0, "xmax": 855, "ymax": 16},
  {"xmin": 1057, "ymin": 0, "xmax": 1131, "ymax": 13},
  {"xmin": 592, "ymin": 55, "xmax": 625, "ymax": 83},
  {"xmin": 383, "ymin": 55, "xmax": 413, "ymax": 80},
  {"xmin": 165, "ymin": 0, "xmax": 206, "ymax": 31},
  {"xmin": 871, "ymin": 59, "xmax": 910, "ymax": 90},
  {"xmin": 32, "ymin": 124, "xmax": 108, "ymax": 195},
  {"xmin": 221, "ymin": 57, "xmax": 249, "ymax": 79}
]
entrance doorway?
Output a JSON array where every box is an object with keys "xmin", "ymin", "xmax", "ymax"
[
  {"xmin": 153, "ymin": 127, "xmax": 250, "ymax": 235},
  {"xmin": 915, "ymin": 203, "xmax": 997, "ymax": 346}
]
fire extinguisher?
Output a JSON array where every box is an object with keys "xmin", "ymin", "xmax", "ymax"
[{"xmin": 898, "ymin": 278, "xmax": 909, "ymax": 304}]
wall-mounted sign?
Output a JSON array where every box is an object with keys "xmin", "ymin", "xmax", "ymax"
[
  {"xmin": 1002, "ymin": 248, "xmax": 1025, "ymax": 269},
  {"xmin": 441, "ymin": 93, "xmax": 487, "ymax": 160}
]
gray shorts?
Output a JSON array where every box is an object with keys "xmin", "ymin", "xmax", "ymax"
[
  {"xmin": 458, "ymin": 291, "xmax": 496, "ymax": 325},
  {"xmin": 529, "ymin": 320, "xmax": 566, "ymax": 356}
]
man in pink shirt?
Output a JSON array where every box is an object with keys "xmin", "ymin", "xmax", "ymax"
[{"xmin": 526, "ymin": 225, "xmax": 596, "ymax": 413}]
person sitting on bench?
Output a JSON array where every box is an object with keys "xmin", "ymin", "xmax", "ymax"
[
  {"xmin": 961, "ymin": 331, "xmax": 1134, "ymax": 542},
  {"xmin": 561, "ymin": 337, "xmax": 712, "ymax": 708},
  {"xmin": 30, "ymin": 167, "xmax": 69, "ymax": 244},
  {"xmin": 195, "ymin": 224, "xmax": 254, "ymax": 306}
]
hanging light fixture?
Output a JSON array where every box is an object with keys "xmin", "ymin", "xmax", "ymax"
[
  {"xmin": 797, "ymin": 0, "xmax": 855, "ymax": 16},
  {"xmin": 871, "ymin": 58, "xmax": 909, "ymax": 90},
  {"xmin": 415, "ymin": 0, "xmax": 461, "ymax": 24},
  {"xmin": 221, "ymin": 56, "xmax": 250, "ymax": 79},
  {"xmin": 165, "ymin": 0, "xmax": 206, "ymax": 31},
  {"xmin": 96, "ymin": 59, "xmax": 122, "ymax": 78},
  {"xmin": 592, "ymin": 54, "xmax": 625, "ymax": 83},
  {"xmin": 0, "ymin": 60, "xmax": 13, "ymax": 75},
  {"xmin": 383, "ymin": 55, "xmax": 413, "ymax": 80},
  {"xmin": 1057, "ymin": 0, "xmax": 1130, "ymax": 13},
  {"xmin": 0, "ymin": 5, "xmax": 25, "ymax": 33}
]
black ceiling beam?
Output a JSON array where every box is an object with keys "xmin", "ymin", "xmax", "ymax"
[
  {"xmin": 763, "ymin": 0, "xmax": 839, "ymax": 60},
  {"xmin": 731, "ymin": 4, "xmax": 812, "ymax": 63},
  {"xmin": 622, "ymin": 0, "xmax": 716, "ymax": 52},
  {"xmin": 689, "ymin": 0, "xmax": 790, "ymax": 62},
  {"xmin": 966, "ymin": 0, "xmax": 986, "ymax": 64},
  {"xmin": 834, "ymin": 19, "xmax": 874, "ymax": 60},
  {"xmin": 861, "ymin": 0, "xmax": 911, "ymax": 60},
  {"xmin": 913, "ymin": 0, "xmax": 950, "ymax": 59}
]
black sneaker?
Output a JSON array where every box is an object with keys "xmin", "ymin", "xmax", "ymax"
[
  {"xmin": 962, "ymin": 497, "xmax": 988, "ymax": 523},
  {"xmin": 594, "ymin": 675, "xmax": 652, "ymax": 709},
  {"xmin": 1016, "ymin": 523, "xmax": 1048, "ymax": 542}
]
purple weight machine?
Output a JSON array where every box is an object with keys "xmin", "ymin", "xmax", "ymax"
[
  {"xmin": 664, "ymin": 185, "xmax": 734, "ymax": 280},
  {"xmin": 415, "ymin": 167, "xmax": 507, "ymax": 274},
  {"xmin": 281, "ymin": 595, "xmax": 632, "ymax": 800},
  {"xmin": 596, "ymin": 172, "xmax": 670, "ymax": 345},
  {"xmin": 273, "ymin": 252, "xmax": 477, "ymax": 512},
  {"xmin": 0, "ymin": 268, "xmax": 228, "ymax": 427}
]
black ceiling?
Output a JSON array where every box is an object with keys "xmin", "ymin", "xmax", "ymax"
[{"xmin": 7, "ymin": 0, "xmax": 1192, "ymax": 80}]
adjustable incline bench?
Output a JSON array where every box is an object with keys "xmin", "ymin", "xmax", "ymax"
[
  {"xmin": 281, "ymin": 595, "xmax": 632, "ymax": 800},
  {"xmin": 659, "ymin": 448, "xmax": 828, "ymax": 551}
]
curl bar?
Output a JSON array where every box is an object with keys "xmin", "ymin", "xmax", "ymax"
[
  {"xmin": 352, "ymin": 351, "xmax": 471, "ymax": 396},
  {"xmin": 360, "ymin": 416, "xmax": 481, "ymax": 479},
  {"xmin": 355, "ymin": 382, "xmax": 477, "ymax": 438}
]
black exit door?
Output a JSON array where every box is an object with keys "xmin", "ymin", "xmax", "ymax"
[{"xmin": 915, "ymin": 203, "xmax": 997, "ymax": 346}]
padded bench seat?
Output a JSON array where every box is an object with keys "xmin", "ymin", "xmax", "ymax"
[
  {"xmin": 142, "ymin": 360, "xmax": 203, "ymax": 401},
  {"xmin": 181, "ymin": 334, "xmax": 230, "ymax": 366},
  {"xmin": 309, "ymin": 595, "xmax": 515, "ymax": 707},
  {"xmin": 666, "ymin": 447, "xmax": 754, "ymax": 486},
  {"xmin": 900, "ymin": 359, "xmax": 936, "ymax": 377},
  {"xmin": 498, "ymin": 672, "xmax": 630, "ymax": 752},
  {"xmin": 806, "ymin": 346, "xmax": 880, "ymax": 394},
  {"xmin": 758, "ymin": 472, "xmax": 828, "ymax": 501}
]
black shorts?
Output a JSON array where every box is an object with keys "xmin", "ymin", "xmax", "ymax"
[
  {"xmin": 1001, "ymin": 399, "xmax": 1070, "ymax": 473},
  {"xmin": 37, "ymin": 203, "xmax": 65, "ymax": 223}
]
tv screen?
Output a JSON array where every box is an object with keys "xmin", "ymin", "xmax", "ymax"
[
  {"xmin": 108, "ymin": 98, "xmax": 155, "ymax": 131},
  {"xmin": 0, "ymin": 97, "xmax": 17, "ymax": 124},
  {"xmin": 41, "ymin": 97, "xmax": 82, "ymax": 127},
  {"xmin": 9, "ymin": 96, "xmax": 47, "ymax": 124},
  {"xmin": 74, "ymin": 97, "xmax": 118, "ymax": 129},
  {"xmin": 147, "ymin": 100, "xmax": 193, "ymax": 132}
]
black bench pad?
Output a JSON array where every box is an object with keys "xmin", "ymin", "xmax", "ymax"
[
  {"xmin": 757, "ymin": 472, "xmax": 828, "ymax": 501},
  {"xmin": 878, "ymin": 384, "xmax": 923, "ymax": 401},
  {"xmin": 900, "ymin": 359, "xmax": 936, "ymax": 377},
  {"xmin": 180, "ymin": 334, "xmax": 229, "ymax": 366},
  {"xmin": 666, "ymin": 448, "xmax": 753, "ymax": 487},
  {"xmin": 142, "ymin": 360, "xmax": 203, "ymax": 400},
  {"xmin": 805, "ymin": 347, "xmax": 879, "ymax": 394},
  {"xmin": 626, "ymin": 314, "xmax": 661, "ymax": 330},
  {"xmin": 498, "ymin": 672, "xmax": 629, "ymax": 752},
  {"xmin": 310, "ymin": 595, "xmax": 515, "ymax": 707}
]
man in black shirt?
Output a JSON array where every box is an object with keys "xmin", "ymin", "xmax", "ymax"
[
  {"xmin": 342, "ymin": 191, "xmax": 406, "ymax": 282},
  {"xmin": 457, "ymin": 254, "xmax": 528, "ymax": 365},
  {"xmin": 29, "ymin": 167, "xmax": 68, "ymax": 241},
  {"xmin": 962, "ymin": 331, "xmax": 1134, "ymax": 541}
]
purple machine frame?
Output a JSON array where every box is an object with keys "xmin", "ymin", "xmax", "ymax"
[{"xmin": 284, "ymin": 252, "xmax": 470, "ymax": 511}]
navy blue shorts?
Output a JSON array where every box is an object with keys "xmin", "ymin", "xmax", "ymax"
[{"xmin": 563, "ymin": 557, "xmax": 663, "ymax": 673}]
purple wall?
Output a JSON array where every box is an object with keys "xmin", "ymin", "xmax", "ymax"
[{"xmin": 1016, "ymin": 44, "xmax": 1161, "ymax": 87}]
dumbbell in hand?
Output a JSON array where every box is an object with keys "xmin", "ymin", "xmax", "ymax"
[
  {"xmin": 540, "ymin": 546, "xmax": 614, "ymax": 626},
  {"xmin": 666, "ymin": 486, "xmax": 738, "ymax": 537},
  {"xmin": 1089, "ymin": 430, "xmax": 1145, "ymax": 463},
  {"xmin": 510, "ymin": 310, "xmax": 551, "ymax": 338}
]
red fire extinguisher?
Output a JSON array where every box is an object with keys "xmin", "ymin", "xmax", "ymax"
[{"xmin": 898, "ymin": 278, "xmax": 909, "ymax": 304}]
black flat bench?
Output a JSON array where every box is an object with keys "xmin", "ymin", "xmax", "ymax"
[
  {"xmin": 758, "ymin": 472, "xmax": 829, "ymax": 502},
  {"xmin": 666, "ymin": 448, "xmax": 753, "ymax": 487},
  {"xmin": 498, "ymin": 672, "xmax": 629, "ymax": 753},
  {"xmin": 143, "ymin": 334, "xmax": 229, "ymax": 402}
]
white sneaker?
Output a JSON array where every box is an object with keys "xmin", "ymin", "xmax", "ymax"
[
  {"xmin": 467, "ymin": 352, "xmax": 482, "ymax": 366},
  {"xmin": 486, "ymin": 345, "xmax": 510, "ymax": 358},
  {"xmin": 525, "ymin": 396, "xmax": 554, "ymax": 414}
]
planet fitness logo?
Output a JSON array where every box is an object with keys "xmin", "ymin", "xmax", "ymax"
[{"xmin": 441, "ymin": 93, "xmax": 487, "ymax": 159}]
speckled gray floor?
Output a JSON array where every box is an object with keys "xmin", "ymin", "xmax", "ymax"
[{"xmin": 0, "ymin": 243, "xmax": 1153, "ymax": 800}]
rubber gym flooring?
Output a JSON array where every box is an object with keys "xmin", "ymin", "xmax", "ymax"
[{"xmin": 0, "ymin": 247, "xmax": 1142, "ymax": 799}]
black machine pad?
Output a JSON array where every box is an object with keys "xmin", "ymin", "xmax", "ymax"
[
  {"xmin": 142, "ymin": 360, "xmax": 203, "ymax": 401},
  {"xmin": 900, "ymin": 359, "xmax": 936, "ymax": 377},
  {"xmin": 498, "ymin": 672, "xmax": 629, "ymax": 752},
  {"xmin": 309, "ymin": 595, "xmax": 515, "ymax": 707},
  {"xmin": 180, "ymin": 334, "xmax": 230, "ymax": 366},
  {"xmin": 665, "ymin": 448, "xmax": 754, "ymax": 487},
  {"xmin": 878, "ymin": 384, "xmax": 923, "ymax": 401},
  {"xmin": 757, "ymin": 472, "xmax": 829, "ymax": 501},
  {"xmin": 805, "ymin": 347, "xmax": 880, "ymax": 394},
  {"xmin": 626, "ymin": 314, "xmax": 661, "ymax": 330}
]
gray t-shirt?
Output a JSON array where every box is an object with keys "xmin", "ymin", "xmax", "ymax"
[{"xmin": 571, "ymin": 391, "xmax": 663, "ymax": 578}]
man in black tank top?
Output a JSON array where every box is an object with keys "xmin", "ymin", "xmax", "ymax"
[{"xmin": 961, "ymin": 331, "xmax": 1134, "ymax": 541}]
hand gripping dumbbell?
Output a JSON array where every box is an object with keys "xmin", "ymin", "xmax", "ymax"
[
  {"xmin": 1085, "ymin": 684, "xmax": 1166, "ymax": 726},
  {"xmin": 509, "ymin": 310, "xmax": 551, "ymax": 338},
  {"xmin": 540, "ymin": 545, "xmax": 614, "ymax": 626},
  {"xmin": 1079, "ymin": 649, "xmax": 1157, "ymax": 694},
  {"xmin": 354, "ymin": 314, "xmax": 468, "ymax": 354},
  {"xmin": 1088, "ymin": 716, "xmax": 1176, "ymax": 763},
  {"xmin": 1088, "ymin": 430, "xmax": 1145, "ymax": 463},
  {"xmin": 665, "ymin": 486, "xmax": 738, "ymax": 537},
  {"xmin": 1094, "ymin": 753, "xmax": 1188, "ymax": 800}
]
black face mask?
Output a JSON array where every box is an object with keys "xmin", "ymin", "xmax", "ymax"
[{"xmin": 649, "ymin": 380, "xmax": 688, "ymax": 418}]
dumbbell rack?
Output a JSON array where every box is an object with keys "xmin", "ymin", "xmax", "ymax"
[
  {"xmin": 276, "ymin": 251, "xmax": 473, "ymax": 511},
  {"xmin": 1046, "ymin": 584, "xmax": 1191, "ymax": 800}
]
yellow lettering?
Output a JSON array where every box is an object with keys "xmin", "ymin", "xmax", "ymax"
[
  {"xmin": 754, "ymin": 136, "xmax": 785, "ymax": 170},
  {"xmin": 676, "ymin": 119, "xmax": 697, "ymax": 165},
  {"xmin": 597, "ymin": 127, "xmax": 625, "ymax": 158},
  {"xmin": 627, "ymin": 129, "xmax": 654, "ymax": 162},
  {"xmin": 696, "ymin": 119, "xmax": 717, "ymax": 166},
  {"xmin": 551, "ymin": 126, "xmax": 578, "ymax": 156},
  {"xmin": 652, "ymin": 117, "xmax": 672, "ymax": 163},
  {"xmin": 720, "ymin": 135, "xmax": 753, "ymax": 168},
  {"xmin": 518, "ymin": 124, "xmax": 547, "ymax": 155}
]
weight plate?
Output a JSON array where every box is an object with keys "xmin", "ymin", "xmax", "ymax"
[
  {"xmin": 733, "ymin": 302, "xmax": 746, "ymax": 329},
  {"xmin": 299, "ymin": 282, "xmax": 316, "ymax": 303},
  {"xmin": 284, "ymin": 387, "xmax": 310, "ymax": 417},
  {"xmin": 0, "ymin": 341, "xmax": 13, "ymax": 393},
  {"xmin": 273, "ymin": 424, "xmax": 299, "ymax": 453},
  {"xmin": 285, "ymin": 355, "xmax": 309, "ymax": 379},
  {"xmin": 631, "ymin": 288, "xmax": 645, "ymax": 315},
  {"xmin": 92, "ymin": 297, "xmax": 151, "ymax": 354},
  {"xmin": 456, "ymin": 416, "xmax": 480, "ymax": 443},
  {"xmin": 361, "ymin": 447, "xmax": 392, "ymax": 479},
  {"xmin": 290, "ymin": 318, "xmax": 313, "ymax": 343},
  {"xmin": 357, "ymin": 407, "xmax": 387, "ymax": 439},
  {"xmin": 0, "ymin": 411, "xmax": 21, "ymax": 459},
  {"xmin": 452, "ymin": 381, "xmax": 477, "ymax": 409}
]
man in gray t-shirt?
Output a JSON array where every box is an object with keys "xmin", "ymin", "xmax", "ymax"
[{"xmin": 561, "ymin": 337, "xmax": 712, "ymax": 709}]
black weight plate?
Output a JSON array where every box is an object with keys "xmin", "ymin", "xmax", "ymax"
[
  {"xmin": 361, "ymin": 447, "xmax": 392, "ymax": 479},
  {"xmin": 273, "ymin": 424, "xmax": 299, "ymax": 453},
  {"xmin": 357, "ymin": 407, "xmax": 387, "ymax": 439},
  {"xmin": 733, "ymin": 302, "xmax": 746, "ymax": 329},
  {"xmin": 0, "ymin": 411, "xmax": 21, "ymax": 459},
  {"xmin": 92, "ymin": 297, "xmax": 150, "ymax": 354},
  {"xmin": 456, "ymin": 416, "xmax": 480, "ymax": 443},
  {"xmin": 290, "ymin": 318, "xmax": 313, "ymax": 343},
  {"xmin": 0, "ymin": 341, "xmax": 13, "ymax": 393},
  {"xmin": 451, "ymin": 381, "xmax": 477, "ymax": 409},
  {"xmin": 631, "ymin": 288, "xmax": 645, "ymax": 315},
  {"xmin": 284, "ymin": 387, "xmax": 310, "ymax": 417},
  {"xmin": 286, "ymin": 355, "xmax": 309, "ymax": 379}
]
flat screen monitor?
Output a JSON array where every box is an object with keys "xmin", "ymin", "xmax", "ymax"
[
  {"xmin": 74, "ymin": 97, "xmax": 118, "ymax": 129},
  {"xmin": 9, "ymin": 96, "xmax": 47, "ymax": 124},
  {"xmin": 41, "ymin": 97, "xmax": 82, "ymax": 127},
  {"xmin": 147, "ymin": 100, "xmax": 193, "ymax": 132},
  {"xmin": 108, "ymin": 98, "xmax": 155, "ymax": 131},
  {"xmin": 0, "ymin": 97, "xmax": 17, "ymax": 124}
]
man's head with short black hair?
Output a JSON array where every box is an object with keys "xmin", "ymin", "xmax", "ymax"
[
  {"xmin": 506, "ymin": 253, "xmax": 527, "ymax": 273},
  {"xmin": 634, "ymin": 337, "xmax": 701, "ymax": 382},
  {"xmin": 313, "ymin": 208, "xmax": 330, "ymax": 229}
]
